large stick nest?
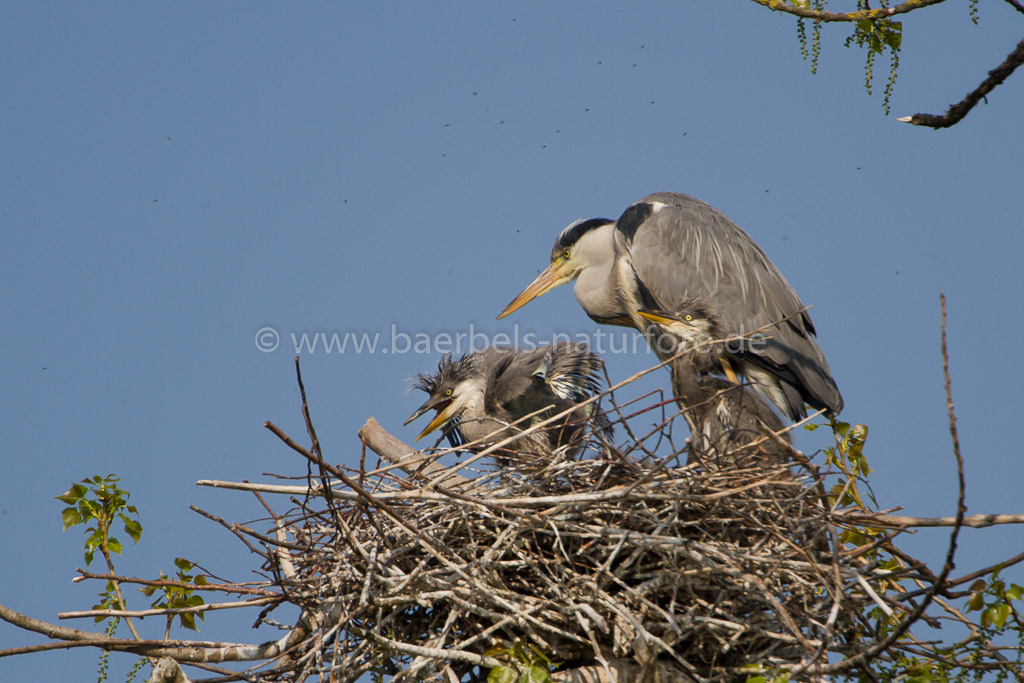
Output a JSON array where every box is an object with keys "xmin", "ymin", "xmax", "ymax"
[{"xmin": 266, "ymin": 391, "xmax": 915, "ymax": 683}]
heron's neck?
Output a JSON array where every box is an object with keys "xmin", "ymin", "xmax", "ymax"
[
  {"xmin": 453, "ymin": 378, "xmax": 487, "ymax": 420},
  {"xmin": 670, "ymin": 359, "xmax": 706, "ymax": 407},
  {"xmin": 572, "ymin": 224, "xmax": 627, "ymax": 324}
]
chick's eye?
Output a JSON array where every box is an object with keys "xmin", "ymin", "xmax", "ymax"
[
  {"xmin": 684, "ymin": 314, "xmax": 693, "ymax": 321},
  {"xmin": 444, "ymin": 389, "xmax": 452, "ymax": 396}
]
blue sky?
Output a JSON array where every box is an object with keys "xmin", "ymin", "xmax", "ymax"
[{"xmin": 3, "ymin": 3, "xmax": 1023, "ymax": 680}]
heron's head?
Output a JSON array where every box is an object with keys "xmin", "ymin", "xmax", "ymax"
[
  {"xmin": 497, "ymin": 218, "xmax": 615, "ymax": 319},
  {"xmin": 404, "ymin": 354, "xmax": 486, "ymax": 441},
  {"xmin": 636, "ymin": 298, "xmax": 719, "ymax": 350}
]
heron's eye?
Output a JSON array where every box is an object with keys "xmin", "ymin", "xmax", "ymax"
[
  {"xmin": 684, "ymin": 314, "xmax": 693, "ymax": 321},
  {"xmin": 562, "ymin": 249, "xmax": 571, "ymax": 260},
  {"xmin": 444, "ymin": 389, "xmax": 452, "ymax": 396}
]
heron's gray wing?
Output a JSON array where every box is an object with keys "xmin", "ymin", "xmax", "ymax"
[
  {"xmin": 488, "ymin": 348, "xmax": 581, "ymax": 422},
  {"xmin": 616, "ymin": 192, "xmax": 843, "ymax": 415},
  {"xmin": 486, "ymin": 348, "xmax": 546, "ymax": 419},
  {"xmin": 538, "ymin": 342, "xmax": 604, "ymax": 401}
]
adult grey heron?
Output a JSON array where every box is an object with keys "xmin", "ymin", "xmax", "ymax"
[
  {"xmin": 496, "ymin": 192, "xmax": 843, "ymax": 421},
  {"xmin": 404, "ymin": 343, "xmax": 607, "ymax": 457},
  {"xmin": 637, "ymin": 300, "xmax": 790, "ymax": 466}
]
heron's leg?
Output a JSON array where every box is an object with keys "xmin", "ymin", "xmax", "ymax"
[{"xmin": 719, "ymin": 356, "xmax": 740, "ymax": 385}]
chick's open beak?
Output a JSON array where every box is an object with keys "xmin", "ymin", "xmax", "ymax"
[
  {"xmin": 496, "ymin": 261, "xmax": 573, "ymax": 320},
  {"xmin": 403, "ymin": 400, "xmax": 434, "ymax": 427},
  {"xmin": 414, "ymin": 403, "xmax": 458, "ymax": 442}
]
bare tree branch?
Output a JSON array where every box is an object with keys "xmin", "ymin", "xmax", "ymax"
[
  {"xmin": 71, "ymin": 570, "xmax": 276, "ymax": 596},
  {"xmin": 1004, "ymin": 0, "xmax": 1024, "ymax": 16},
  {"xmin": 748, "ymin": 0, "xmax": 949, "ymax": 22},
  {"xmin": 899, "ymin": 37, "xmax": 1024, "ymax": 128},
  {"xmin": 57, "ymin": 597, "xmax": 280, "ymax": 620},
  {"xmin": 838, "ymin": 512, "xmax": 1024, "ymax": 528},
  {"xmin": 0, "ymin": 602, "xmax": 310, "ymax": 664}
]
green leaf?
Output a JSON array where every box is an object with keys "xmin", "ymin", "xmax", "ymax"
[
  {"xmin": 1006, "ymin": 584, "xmax": 1023, "ymax": 601},
  {"xmin": 55, "ymin": 483, "xmax": 88, "ymax": 505},
  {"xmin": 179, "ymin": 612, "xmax": 198, "ymax": 631},
  {"xmin": 803, "ymin": 423, "xmax": 820, "ymax": 432},
  {"xmin": 835, "ymin": 421, "xmax": 850, "ymax": 437},
  {"xmin": 992, "ymin": 604, "xmax": 1012, "ymax": 628},
  {"xmin": 967, "ymin": 591, "xmax": 986, "ymax": 612},
  {"xmin": 61, "ymin": 507, "xmax": 83, "ymax": 531},
  {"xmin": 521, "ymin": 666, "xmax": 550, "ymax": 683},
  {"xmin": 123, "ymin": 519, "xmax": 143, "ymax": 543},
  {"xmin": 194, "ymin": 575, "xmax": 208, "ymax": 586},
  {"xmin": 488, "ymin": 666, "xmax": 517, "ymax": 683},
  {"xmin": 107, "ymin": 537, "xmax": 123, "ymax": 555},
  {"xmin": 747, "ymin": 677, "xmax": 768, "ymax": 683},
  {"xmin": 174, "ymin": 557, "xmax": 194, "ymax": 571},
  {"xmin": 885, "ymin": 21, "xmax": 902, "ymax": 50}
]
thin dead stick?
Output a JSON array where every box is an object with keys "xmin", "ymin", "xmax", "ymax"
[
  {"xmin": 838, "ymin": 512, "xmax": 1024, "ymax": 529},
  {"xmin": 189, "ymin": 505, "xmax": 305, "ymax": 551},
  {"xmin": 197, "ymin": 475, "xmax": 802, "ymax": 507},
  {"xmin": 72, "ymin": 571, "xmax": 276, "ymax": 595},
  {"xmin": 947, "ymin": 548, "xmax": 1024, "ymax": 589},
  {"xmin": 58, "ymin": 596, "xmax": 280, "ymax": 620}
]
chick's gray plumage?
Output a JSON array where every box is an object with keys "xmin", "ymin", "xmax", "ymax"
[
  {"xmin": 407, "ymin": 343, "xmax": 607, "ymax": 457},
  {"xmin": 671, "ymin": 360, "xmax": 789, "ymax": 467},
  {"xmin": 639, "ymin": 298, "xmax": 792, "ymax": 466}
]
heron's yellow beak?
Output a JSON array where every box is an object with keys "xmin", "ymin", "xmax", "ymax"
[
  {"xmin": 636, "ymin": 309, "xmax": 676, "ymax": 326},
  {"xmin": 496, "ymin": 261, "xmax": 574, "ymax": 320},
  {"xmin": 404, "ymin": 401, "xmax": 433, "ymax": 427},
  {"xmin": 414, "ymin": 404, "xmax": 458, "ymax": 442}
]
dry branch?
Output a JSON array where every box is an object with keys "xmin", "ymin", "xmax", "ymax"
[{"xmin": 899, "ymin": 37, "xmax": 1024, "ymax": 128}]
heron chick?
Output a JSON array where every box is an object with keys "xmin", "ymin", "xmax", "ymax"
[
  {"xmin": 497, "ymin": 192, "xmax": 843, "ymax": 421},
  {"xmin": 635, "ymin": 297, "xmax": 732, "ymax": 378},
  {"xmin": 405, "ymin": 344, "xmax": 608, "ymax": 459},
  {"xmin": 637, "ymin": 302, "xmax": 791, "ymax": 467}
]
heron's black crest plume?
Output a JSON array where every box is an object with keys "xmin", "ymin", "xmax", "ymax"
[
  {"xmin": 413, "ymin": 352, "xmax": 476, "ymax": 395},
  {"xmin": 551, "ymin": 218, "xmax": 614, "ymax": 260}
]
